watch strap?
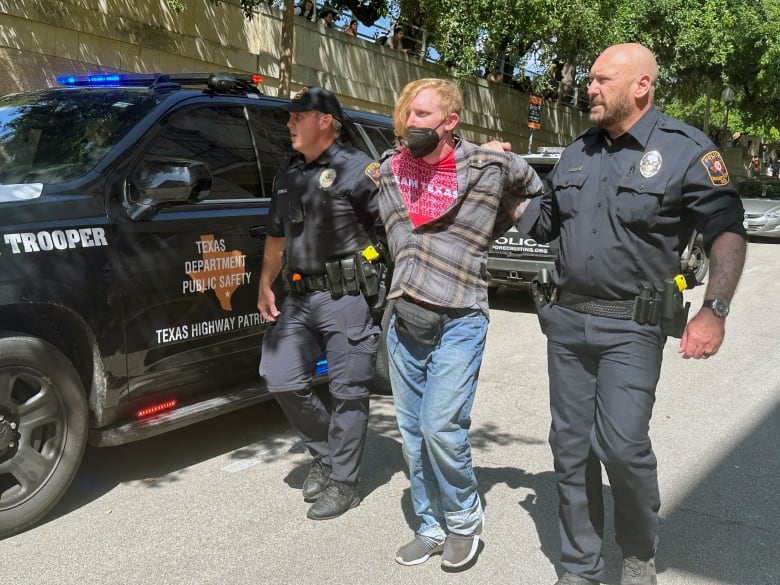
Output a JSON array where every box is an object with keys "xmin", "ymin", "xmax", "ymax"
[{"xmin": 703, "ymin": 299, "xmax": 729, "ymax": 318}]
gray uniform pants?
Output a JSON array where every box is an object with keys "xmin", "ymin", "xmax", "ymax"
[
  {"xmin": 538, "ymin": 303, "xmax": 665, "ymax": 582},
  {"xmin": 259, "ymin": 291, "xmax": 379, "ymax": 485}
]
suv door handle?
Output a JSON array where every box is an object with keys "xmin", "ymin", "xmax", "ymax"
[{"xmin": 249, "ymin": 225, "xmax": 267, "ymax": 238}]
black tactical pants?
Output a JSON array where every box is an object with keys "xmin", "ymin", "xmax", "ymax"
[
  {"xmin": 259, "ymin": 291, "xmax": 379, "ymax": 485},
  {"xmin": 538, "ymin": 303, "xmax": 666, "ymax": 583}
]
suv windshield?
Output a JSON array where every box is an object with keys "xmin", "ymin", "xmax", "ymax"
[
  {"xmin": 0, "ymin": 88, "xmax": 159, "ymax": 185},
  {"xmin": 736, "ymin": 178, "xmax": 780, "ymax": 200}
]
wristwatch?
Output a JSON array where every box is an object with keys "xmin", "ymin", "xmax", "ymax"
[{"xmin": 703, "ymin": 299, "xmax": 730, "ymax": 318}]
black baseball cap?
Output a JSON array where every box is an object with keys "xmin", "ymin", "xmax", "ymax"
[{"xmin": 281, "ymin": 86, "xmax": 344, "ymax": 122}]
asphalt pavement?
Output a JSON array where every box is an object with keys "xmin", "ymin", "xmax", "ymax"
[{"xmin": 2, "ymin": 241, "xmax": 778, "ymax": 585}]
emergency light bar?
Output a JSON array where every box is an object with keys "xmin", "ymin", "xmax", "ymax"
[
  {"xmin": 56, "ymin": 72, "xmax": 264, "ymax": 93},
  {"xmin": 57, "ymin": 74, "xmax": 123, "ymax": 86}
]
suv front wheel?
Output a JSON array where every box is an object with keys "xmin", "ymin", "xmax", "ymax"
[{"xmin": 0, "ymin": 335, "xmax": 88, "ymax": 539}]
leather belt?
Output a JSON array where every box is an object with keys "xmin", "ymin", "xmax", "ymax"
[
  {"xmin": 401, "ymin": 294, "xmax": 474, "ymax": 318},
  {"xmin": 402, "ymin": 294, "xmax": 442, "ymax": 312},
  {"xmin": 556, "ymin": 291, "xmax": 635, "ymax": 320}
]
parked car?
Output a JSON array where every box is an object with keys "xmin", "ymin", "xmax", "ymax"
[
  {"xmin": 486, "ymin": 148, "xmax": 562, "ymax": 292},
  {"xmin": 736, "ymin": 176, "xmax": 780, "ymax": 239},
  {"xmin": 487, "ymin": 147, "xmax": 709, "ymax": 294},
  {"xmin": 0, "ymin": 73, "xmax": 395, "ymax": 538}
]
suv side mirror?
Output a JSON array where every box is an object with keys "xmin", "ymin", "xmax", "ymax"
[{"xmin": 126, "ymin": 159, "xmax": 212, "ymax": 220}]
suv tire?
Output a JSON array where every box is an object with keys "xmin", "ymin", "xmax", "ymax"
[
  {"xmin": 687, "ymin": 235, "xmax": 709, "ymax": 284},
  {"xmin": 0, "ymin": 335, "xmax": 88, "ymax": 539}
]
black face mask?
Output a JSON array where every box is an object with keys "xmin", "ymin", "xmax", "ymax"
[{"xmin": 401, "ymin": 119, "xmax": 446, "ymax": 158}]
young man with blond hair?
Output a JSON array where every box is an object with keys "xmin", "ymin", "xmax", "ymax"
[{"xmin": 377, "ymin": 78, "xmax": 543, "ymax": 569}]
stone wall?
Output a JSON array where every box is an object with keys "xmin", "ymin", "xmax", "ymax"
[{"xmin": 0, "ymin": 0, "xmax": 588, "ymax": 150}]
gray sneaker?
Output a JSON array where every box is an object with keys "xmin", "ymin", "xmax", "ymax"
[
  {"xmin": 554, "ymin": 572, "xmax": 599, "ymax": 585},
  {"xmin": 621, "ymin": 556, "xmax": 657, "ymax": 585},
  {"xmin": 395, "ymin": 536, "xmax": 444, "ymax": 566},
  {"xmin": 440, "ymin": 532, "xmax": 479, "ymax": 568}
]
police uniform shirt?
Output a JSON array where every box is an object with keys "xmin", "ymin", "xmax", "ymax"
[
  {"xmin": 269, "ymin": 141, "xmax": 381, "ymax": 274},
  {"xmin": 520, "ymin": 107, "xmax": 746, "ymax": 300}
]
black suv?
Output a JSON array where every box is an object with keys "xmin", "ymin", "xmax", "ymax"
[
  {"xmin": 0, "ymin": 73, "xmax": 395, "ymax": 538},
  {"xmin": 487, "ymin": 148, "xmax": 709, "ymax": 294}
]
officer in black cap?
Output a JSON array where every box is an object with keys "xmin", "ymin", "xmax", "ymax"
[{"xmin": 257, "ymin": 86, "xmax": 382, "ymax": 520}]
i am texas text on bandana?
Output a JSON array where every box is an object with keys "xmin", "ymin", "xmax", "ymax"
[{"xmin": 391, "ymin": 148, "xmax": 458, "ymax": 227}]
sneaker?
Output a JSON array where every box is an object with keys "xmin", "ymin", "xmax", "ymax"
[
  {"xmin": 440, "ymin": 532, "xmax": 479, "ymax": 568},
  {"xmin": 306, "ymin": 480, "xmax": 360, "ymax": 520},
  {"xmin": 621, "ymin": 556, "xmax": 657, "ymax": 585},
  {"xmin": 302, "ymin": 459, "xmax": 331, "ymax": 502},
  {"xmin": 554, "ymin": 572, "xmax": 599, "ymax": 585},
  {"xmin": 395, "ymin": 536, "xmax": 444, "ymax": 566}
]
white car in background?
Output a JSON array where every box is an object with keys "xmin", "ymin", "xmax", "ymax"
[{"xmin": 737, "ymin": 177, "xmax": 780, "ymax": 239}]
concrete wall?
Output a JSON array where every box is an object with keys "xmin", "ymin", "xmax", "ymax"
[{"xmin": 0, "ymin": 0, "xmax": 589, "ymax": 150}]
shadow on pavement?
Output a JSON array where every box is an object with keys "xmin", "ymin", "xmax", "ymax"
[
  {"xmin": 282, "ymin": 394, "xmax": 404, "ymax": 499},
  {"xmin": 657, "ymin": 398, "xmax": 780, "ymax": 584},
  {"xmin": 46, "ymin": 398, "xmax": 307, "ymax": 526},
  {"xmin": 488, "ymin": 286, "xmax": 538, "ymax": 314}
]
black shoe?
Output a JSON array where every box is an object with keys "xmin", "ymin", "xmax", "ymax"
[
  {"xmin": 554, "ymin": 572, "xmax": 600, "ymax": 585},
  {"xmin": 306, "ymin": 480, "xmax": 360, "ymax": 520},
  {"xmin": 302, "ymin": 459, "xmax": 331, "ymax": 502},
  {"xmin": 621, "ymin": 556, "xmax": 656, "ymax": 585}
]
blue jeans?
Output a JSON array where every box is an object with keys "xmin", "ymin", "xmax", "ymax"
[{"xmin": 387, "ymin": 304, "xmax": 486, "ymax": 543}]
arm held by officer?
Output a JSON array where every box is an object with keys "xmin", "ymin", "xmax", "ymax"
[{"xmin": 480, "ymin": 140, "xmax": 542, "ymax": 223}]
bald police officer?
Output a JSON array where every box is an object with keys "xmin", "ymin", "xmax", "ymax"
[
  {"xmin": 258, "ymin": 87, "xmax": 381, "ymax": 520},
  {"xmin": 518, "ymin": 44, "xmax": 747, "ymax": 585}
]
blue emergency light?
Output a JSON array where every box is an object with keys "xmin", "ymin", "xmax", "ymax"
[
  {"xmin": 55, "ymin": 73, "xmax": 264, "ymax": 89},
  {"xmin": 57, "ymin": 74, "xmax": 123, "ymax": 86}
]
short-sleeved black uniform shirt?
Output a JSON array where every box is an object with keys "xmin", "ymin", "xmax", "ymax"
[
  {"xmin": 269, "ymin": 141, "xmax": 381, "ymax": 274},
  {"xmin": 518, "ymin": 107, "xmax": 747, "ymax": 300}
]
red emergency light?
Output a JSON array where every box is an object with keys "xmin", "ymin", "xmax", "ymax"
[{"xmin": 137, "ymin": 399, "xmax": 177, "ymax": 418}]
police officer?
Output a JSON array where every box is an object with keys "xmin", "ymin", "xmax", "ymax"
[
  {"xmin": 257, "ymin": 87, "xmax": 381, "ymax": 520},
  {"xmin": 517, "ymin": 44, "xmax": 747, "ymax": 585}
]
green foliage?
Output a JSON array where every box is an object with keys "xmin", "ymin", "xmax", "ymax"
[
  {"xmin": 167, "ymin": 0, "xmax": 780, "ymax": 133},
  {"xmin": 165, "ymin": 0, "xmax": 186, "ymax": 11}
]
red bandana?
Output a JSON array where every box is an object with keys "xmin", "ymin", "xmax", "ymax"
[{"xmin": 391, "ymin": 148, "xmax": 458, "ymax": 227}]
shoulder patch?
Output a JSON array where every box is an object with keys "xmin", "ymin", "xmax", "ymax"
[
  {"xmin": 364, "ymin": 161, "xmax": 380, "ymax": 186},
  {"xmin": 701, "ymin": 151, "xmax": 730, "ymax": 186}
]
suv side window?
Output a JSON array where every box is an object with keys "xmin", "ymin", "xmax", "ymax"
[
  {"xmin": 247, "ymin": 107, "xmax": 294, "ymax": 198},
  {"xmin": 142, "ymin": 105, "xmax": 261, "ymax": 200},
  {"xmin": 348, "ymin": 120, "xmax": 395, "ymax": 159}
]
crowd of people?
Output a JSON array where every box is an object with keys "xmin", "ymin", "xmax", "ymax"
[
  {"xmin": 295, "ymin": 1, "xmax": 590, "ymax": 112},
  {"xmin": 731, "ymin": 136, "xmax": 780, "ymax": 179},
  {"xmin": 257, "ymin": 38, "xmax": 747, "ymax": 585},
  {"xmin": 293, "ymin": 1, "xmax": 417, "ymax": 53}
]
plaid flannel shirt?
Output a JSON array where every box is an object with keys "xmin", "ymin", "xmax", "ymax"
[{"xmin": 378, "ymin": 137, "xmax": 543, "ymax": 315}]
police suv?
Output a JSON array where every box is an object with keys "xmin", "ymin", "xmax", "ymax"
[
  {"xmin": 487, "ymin": 147, "xmax": 563, "ymax": 292},
  {"xmin": 0, "ymin": 73, "xmax": 395, "ymax": 538},
  {"xmin": 487, "ymin": 147, "xmax": 710, "ymax": 294}
]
